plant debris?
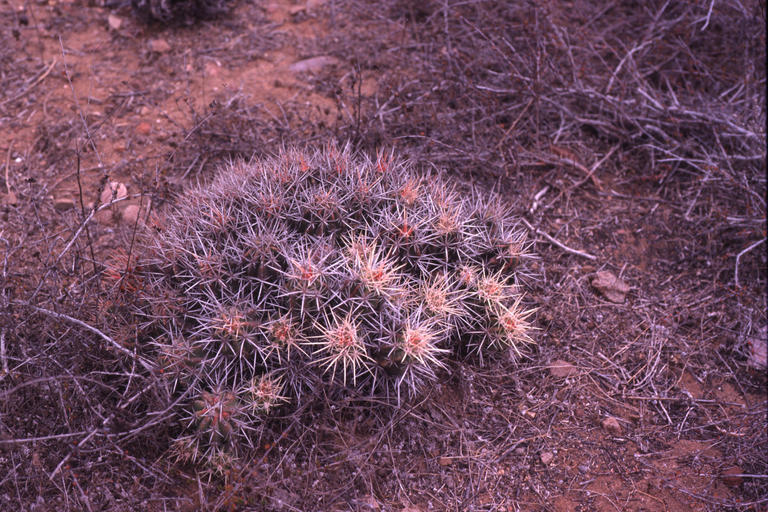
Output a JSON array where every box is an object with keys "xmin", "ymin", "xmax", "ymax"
[{"xmin": 591, "ymin": 270, "xmax": 631, "ymax": 303}]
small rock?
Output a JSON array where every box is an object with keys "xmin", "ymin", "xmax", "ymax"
[
  {"xmin": 53, "ymin": 197, "xmax": 75, "ymax": 211},
  {"xmin": 121, "ymin": 204, "xmax": 146, "ymax": 225},
  {"xmin": 540, "ymin": 451, "xmax": 554, "ymax": 465},
  {"xmin": 601, "ymin": 416, "xmax": 622, "ymax": 435},
  {"xmin": 136, "ymin": 122, "xmax": 151, "ymax": 136},
  {"xmin": 1, "ymin": 191, "xmax": 18, "ymax": 206},
  {"xmin": 438, "ymin": 456, "xmax": 452, "ymax": 466},
  {"xmin": 107, "ymin": 13, "xmax": 123, "ymax": 31},
  {"xmin": 289, "ymin": 56, "xmax": 340, "ymax": 73},
  {"xmin": 518, "ymin": 403, "xmax": 536, "ymax": 418},
  {"xmin": 548, "ymin": 360, "xmax": 577, "ymax": 378},
  {"xmin": 148, "ymin": 38, "xmax": 171, "ymax": 53},
  {"xmin": 578, "ymin": 464, "xmax": 590, "ymax": 473},
  {"xmin": 591, "ymin": 270, "xmax": 630, "ymax": 303},
  {"xmin": 204, "ymin": 60, "xmax": 221, "ymax": 77},
  {"xmin": 721, "ymin": 466, "xmax": 743, "ymax": 487},
  {"xmin": 100, "ymin": 182, "xmax": 128, "ymax": 206}
]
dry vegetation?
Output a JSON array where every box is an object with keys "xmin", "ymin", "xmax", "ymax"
[{"xmin": 0, "ymin": 0, "xmax": 765, "ymax": 510}]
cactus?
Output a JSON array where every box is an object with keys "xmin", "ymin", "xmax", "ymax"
[
  {"xmin": 131, "ymin": 0, "xmax": 230, "ymax": 25},
  {"xmin": 127, "ymin": 144, "xmax": 536, "ymax": 468}
]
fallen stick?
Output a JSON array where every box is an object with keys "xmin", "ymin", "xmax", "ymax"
[
  {"xmin": 521, "ymin": 218, "xmax": 597, "ymax": 260},
  {"xmin": 25, "ymin": 305, "xmax": 154, "ymax": 372}
]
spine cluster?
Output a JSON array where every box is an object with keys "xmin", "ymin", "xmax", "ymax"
[{"xmin": 129, "ymin": 145, "xmax": 535, "ymax": 466}]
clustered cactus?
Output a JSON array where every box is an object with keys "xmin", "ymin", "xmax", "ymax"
[
  {"xmin": 124, "ymin": 144, "xmax": 536, "ymax": 467},
  {"xmin": 131, "ymin": 0, "xmax": 229, "ymax": 25}
]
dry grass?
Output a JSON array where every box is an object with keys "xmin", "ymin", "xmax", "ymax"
[{"xmin": 0, "ymin": 0, "xmax": 765, "ymax": 510}]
